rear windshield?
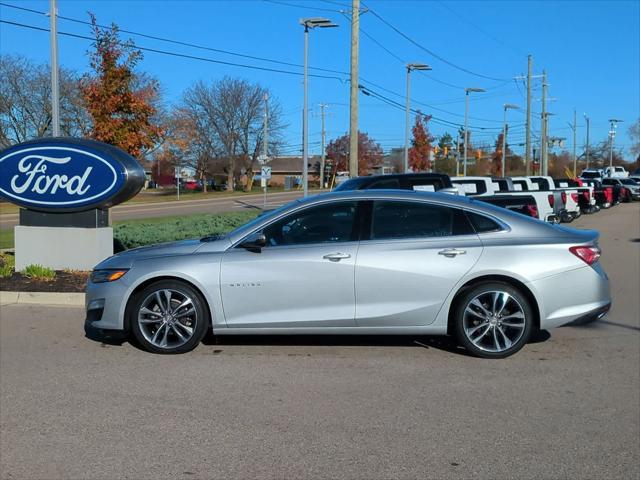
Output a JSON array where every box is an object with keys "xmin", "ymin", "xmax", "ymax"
[
  {"xmin": 451, "ymin": 180, "xmax": 487, "ymax": 195},
  {"xmin": 512, "ymin": 180, "xmax": 528, "ymax": 191},
  {"xmin": 581, "ymin": 171, "xmax": 601, "ymax": 179}
]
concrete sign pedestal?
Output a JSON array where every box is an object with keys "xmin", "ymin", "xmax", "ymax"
[{"xmin": 14, "ymin": 226, "xmax": 113, "ymax": 271}]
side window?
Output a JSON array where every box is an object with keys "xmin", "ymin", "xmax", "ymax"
[
  {"xmin": 466, "ymin": 211, "xmax": 502, "ymax": 233},
  {"xmin": 370, "ymin": 201, "xmax": 473, "ymax": 240},
  {"xmin": 368, "ymin": 179, "xmax": 401, "ymax": 189},
  {"xmin": 409, "ymin": 179, "xmax": 438, "ymax": 191},
  {"xmin": 261, "ymin": 201, "xmax": 358, "ymax": 247}
]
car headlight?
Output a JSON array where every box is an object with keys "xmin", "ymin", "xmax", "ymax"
[{"xmin": 90, "ymin": 269, "xmax": 128, "ymax": 283}]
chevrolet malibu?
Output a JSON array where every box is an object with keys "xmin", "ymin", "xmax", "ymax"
[{"xmin": 85, "ymin": 191, "xmax": 611, "ymax": 358}]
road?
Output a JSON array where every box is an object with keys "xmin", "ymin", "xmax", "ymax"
[
  {"xmin": 1, "ymin": 203, "xmax": 639, "ymax": 479},
  {"xmin": 0, "ymin": 190, "xmax": 308, "ymax": 228}
]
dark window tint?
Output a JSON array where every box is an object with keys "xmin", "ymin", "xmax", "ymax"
[
  {"xmin": 530, "ymin": 178, "xmax": 549, "ymax": 190},
  {"xmin": 602, "ymin": 179, "xmax": 616, "ymax": 185},
  {"xmin": 466, "ymin": 211, "xmax": 502, "ymax": 233},
  {"xmin": 370, "ymin": 201, "xmax": 473, "ymax": 240},
  {"xmin": 368, "ymin": 179, "xmax": 401, "ymax": 189},
  {"xmin": 262, "ymin": 201, "xmax": 357, "ymax": 246}
]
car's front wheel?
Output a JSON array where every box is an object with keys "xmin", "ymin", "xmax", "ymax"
[
  {"xmin": 453, "ymin": 282, "xmax": 533, "ymax": 359},
  {"xmin": 130, "ymin": 280, "xmax": 209, "ymax": 354}
]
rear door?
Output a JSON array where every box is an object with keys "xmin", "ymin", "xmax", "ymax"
[{"xmin": 354, "ymin": 200, "xmax": 483, "ymax": 327}]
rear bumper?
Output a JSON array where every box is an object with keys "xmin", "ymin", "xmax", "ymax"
[
  {"xmin": 528, "ymin": 263, "xmax": 611, "ymax": 330},
  {"xmin": 565, "ymin": 302, "xmax": 611, "ymax": 326}
]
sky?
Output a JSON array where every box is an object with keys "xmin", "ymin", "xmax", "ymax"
[{"xmin": 1, "ymin": 0, "xmax": 639, "ymax": 159}]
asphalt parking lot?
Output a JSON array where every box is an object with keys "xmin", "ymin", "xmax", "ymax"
[{"xmin": 1, "ymin": 203, "xmax": 638, "ymax": 480}]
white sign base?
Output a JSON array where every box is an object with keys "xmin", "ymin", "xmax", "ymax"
[{"xmin": 14, "ymin": 226, "xmax": 114, "ymax": 271}]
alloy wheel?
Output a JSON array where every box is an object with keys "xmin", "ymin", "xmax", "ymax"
[
  {"xmin": 462, "ymin": 290, "xmax": 527, "ymax": 353},
  {"xmin": 137, "ymin": 289, "xmax": 198, "ymax": 349}
]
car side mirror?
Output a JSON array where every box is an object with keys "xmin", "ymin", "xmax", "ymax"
[{"xmin": 238, "ymin": 232, "xmax": 267, "ymax": 252}]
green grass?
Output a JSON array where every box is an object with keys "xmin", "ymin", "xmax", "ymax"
[
  {"xmin": 114, "ymin": 211, "xmax": 259, "ymax": 250},
  {"xmin": 0, "ymin": 210, "xmax": 259, "ymax": 251},
  {"xmin": 0, "ymin": 211, "xmax": 259, "ymax": 251},
  {"xmin": 23, "ymin": 264, "xmax": 56, "ymax": 281},
  {"xmin": 0, "ymin": 252, "xmax": 15, "ymax": 278}
]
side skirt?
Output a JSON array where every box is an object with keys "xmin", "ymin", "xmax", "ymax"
[{"xmin": 213, "ymin": 326, "xmax": 448, "ymax": 336}]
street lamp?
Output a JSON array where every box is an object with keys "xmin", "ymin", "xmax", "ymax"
[
  {"xmin": 404, "ymin": 63, "xmax": 431, "ymax": 173},
  {"xmin": 501, "ymin": 103, "xmax": 519, "ymax": 177},
  {"xmin": 463, "ymin": 87, "xmax": 485, "ymax": 176},
  {"xmin": 300, "ymin": 17, "xmax": 337, "ymax": 197},
  {"xmin": 608, "ymin": 118, "xmax": 624, "ymax": 170}
]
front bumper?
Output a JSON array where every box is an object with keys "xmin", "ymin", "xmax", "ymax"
[{"xmin": 84, "ymin": 277, "xmax": 132, "ymax": 331}]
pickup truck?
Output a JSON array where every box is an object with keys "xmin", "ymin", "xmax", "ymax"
[
  {"xmin": 528, "ymin": 176, "xmax": 581, "ymax": 221},
  {"xmin": 334, "ymin": 173, "xmax": 458, "ymax": 194},
  {"xmin": 553, "ymin": 178, "xmax": 598, "ymax": 214},
  {"xmin": 602, "ymin": 178, "xmax": 635, "ymax": 202},
  {"xmin": 474, "ymin": 194, "xmax": 539, "ymax": 219},
  {"xmin": 451, "ymin": 176, "xmax": 557, "ymax": 223},
  {"xmin": 604, "ymin": 166, "xmax": 629, "ymax": 178},
  {"xmin": 510, "ymin": 176, "xmax": 568, "ymax": 222},
  {"xmin": 579, "ymin": 179, "xmax": 613, "ymax": 208}
]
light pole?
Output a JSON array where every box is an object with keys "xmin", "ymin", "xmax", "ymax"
[
  {"xmin": 501, "ymin": 104, "xmax": 519, "ymax": 177},
  {"xmin": 301, "ymin": 17, "xmax": 337, "ymax": 197},
  {"xmin": 608, "ymin": 119, "xmax": 624, "ymax": 170},
  {"xmin": 49, "ymin": 0, "xmax": 60, "ymax": 136},
  {"xmin": 463, "ymin": 87, "xmax": 485, "ymax": 176},
  {"xmin": 583, "ymin": 113, "xmax": 590, "ymax": 169},
  {"xmin": 404, "ymin": 63, "xmax": 431, "ymax": 173}
]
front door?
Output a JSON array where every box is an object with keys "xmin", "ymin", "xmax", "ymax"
[{"xmin": 220, "ymin": 201, "xmax": 360, "ymax": 328}]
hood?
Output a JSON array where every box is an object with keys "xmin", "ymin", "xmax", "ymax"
[{"xmin": 95, "ymin": 239, "xmax": 205, "ymax": 269}]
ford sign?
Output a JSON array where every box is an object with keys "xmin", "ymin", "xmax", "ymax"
[{"xmin": 0, "ymin": 138, "xmax": 145, "ymax": 212}]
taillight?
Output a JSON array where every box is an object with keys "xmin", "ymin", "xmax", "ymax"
[
  {"xmin": 548, "ymin": 194, "xmax": 554, "ymax": 207},
  {"xmin": 581, "ymin": 191, "xmax": 590, "ymax": 201},
  {"xmin": 569, "ymin": 245, "xmax": 601, "ymax": 265},
  {"xmin": 571, "ymin": 193, "xmax": 579, "ymax": 203},
  {"xmin": 604, "ymin": 187, "xmax": 613, "ymax": 201},
  {"xmin": 525, "ymin": 204, "xmax": 539, "ymax": 218},
  {"xmin": 561, "ymin": 191, "xmax": 567, "ymax": 205}
]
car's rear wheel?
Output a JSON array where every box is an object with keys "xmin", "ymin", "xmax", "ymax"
[
  {"xmin": 130, "ymin": 280, "xmax": 208, "ymax": 354},
  {"xmin": 453, "ymin": 282, "xmax": 533, "ymax": 359}
]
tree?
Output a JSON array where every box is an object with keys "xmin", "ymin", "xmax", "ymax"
[
  {"xmin": 491, "ymin": 133, "xmax": 513, "ymax": 176},
  {"xmin": 0, "ymin": 54, "xmax": 90, "ymax": 147},
  {"xmin": 325, "ymin": 131, "xmax": 383, "ymax": 176},
  {"xmin": 178, "ymin": 78, "xmax": 284, "ymax": 191},
  {"xmin": 408, "ymin": 114, "xmax": 435, "ymax": 172},
  {"xmin": 80, "ymin": 14, "xmax": 163, "ymax": 158}
]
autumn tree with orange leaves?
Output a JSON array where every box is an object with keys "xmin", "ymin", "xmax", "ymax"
[
  {"xmin": 80, "ymin": 14, "xmax": 163, "ymax": 158},
  {"xmin": 409, "ymin": 114, "xmax": 435, "ymax": 172},
  {"xmin": 326, "ymin": 131, "xmax": 383, "ymax": 177}
]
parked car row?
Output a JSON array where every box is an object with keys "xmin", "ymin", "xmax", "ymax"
[{"xmin": 334, "ymin": 171, "xmax": 640, "ymax": 224}]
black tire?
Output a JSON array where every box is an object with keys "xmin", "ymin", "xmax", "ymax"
[
  {"xmin": 453, "ymin": 282, "xmax": 534, "ymax": 359},
  {"xmin": 130, "ymin": 279, "xmax": 209, "ymax": 354}
]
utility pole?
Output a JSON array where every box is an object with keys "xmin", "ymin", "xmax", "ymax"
[
  {"xmin": 50, "ymin": 0, "xmax": 60, "ymax": 136},
  {"xmin": 348, "ymin": 0, "xmax": 360, "ymax": 178},
  {"xmin": 608, "ymin": 119, "xmax": 624, "ymax": 169},
  {"xmin": 525, "ymin": 54, "xmax": 532, "ymax": 175},
  {"xmin": 540, "ymin": 70, "xmax": 548, "ymax": 176},
  {"xmin": 455, "ymin": 133, "xmax": 461, "ymax": 176},
  {"xmin": 263, "ymin": 92, "xmax": 269, "ymax": 207},
  {"xmin": 319, "ymin": 103, "xmax": 327, "ymax": 188},
  {"xmin": 404, "ymin": 63, "xmax": 431, "ymax": 173},
  {"xmin": 584, "ymin": 114, "xmax": 590, "ymax": 168},
  {"xmin": 571, "ymin": 110, "xmax": 577, "ymax": 177}
]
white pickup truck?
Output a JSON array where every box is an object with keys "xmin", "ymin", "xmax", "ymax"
[
  {"xmin": 451, "ymin": 176, "xmax": 558, "ymax": 223},
  {"xmin": 604, "ymin": 166, "xmax": 629, "ymax": 178},
  {"xmin": 528, "ymin": 176, "xmax": 582, "ymax": 221}
]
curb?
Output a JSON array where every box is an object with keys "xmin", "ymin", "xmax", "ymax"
[{"xmin": 0, "ymin": 291, "xmax": 85, "ymax": 306}]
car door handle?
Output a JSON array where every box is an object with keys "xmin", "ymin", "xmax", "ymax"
[
  {"xmin": 438, "ymin": 248, "xmax": 467, "ymax": 258},
  {"xmin": 323, "ymin": 252, "xmax": 351, "ymax": 262}
]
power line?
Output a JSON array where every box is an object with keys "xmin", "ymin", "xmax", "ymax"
[
  {"xmin": 361, "ymin": 1, "xmax": 510, "ymax": 82},
  {"xmin": 0, "ymin": 1, "xmax": 348, "ymax": 76},
  {"xmin": 0, "ymin": 19, "xmax": 345, "ymax": 81},
  {"xmin": 262, "ymin": 0, "xmax": 343, "ymax": 13}
]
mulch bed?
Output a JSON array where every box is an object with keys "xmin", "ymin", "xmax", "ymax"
[{"xmin": 0, "ymin": 270, "xmax": 88, "ymax": 292}]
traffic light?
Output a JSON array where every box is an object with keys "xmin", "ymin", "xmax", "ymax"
[
  {"xmin": 444, "ymin": 146, "xmax": 448, "ymax": 156},
  {"xmin": 476, "ymin": 149, "xmax": 482, "ymax": 160},
  {"xmin": 433, "ymin": 146, "xmax": 439, "ymax": 155}
]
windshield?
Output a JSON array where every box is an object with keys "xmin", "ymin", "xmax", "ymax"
[
  {"xmin": 621, "ymin": 179, "xmax": 638, "ymax": 185},
  {"xmin": 581, "ymin": 171, "xmax": 601, "ymax": 178}
]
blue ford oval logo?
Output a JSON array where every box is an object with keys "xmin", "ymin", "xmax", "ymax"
[{"xmin": 0, "ymin": 138, "xmax": 145, "ymax": 212}]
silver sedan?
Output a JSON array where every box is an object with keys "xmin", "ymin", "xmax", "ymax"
[{"xmin": 85, "ymin": 190, "xmax": 611, "ymax": 358}]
